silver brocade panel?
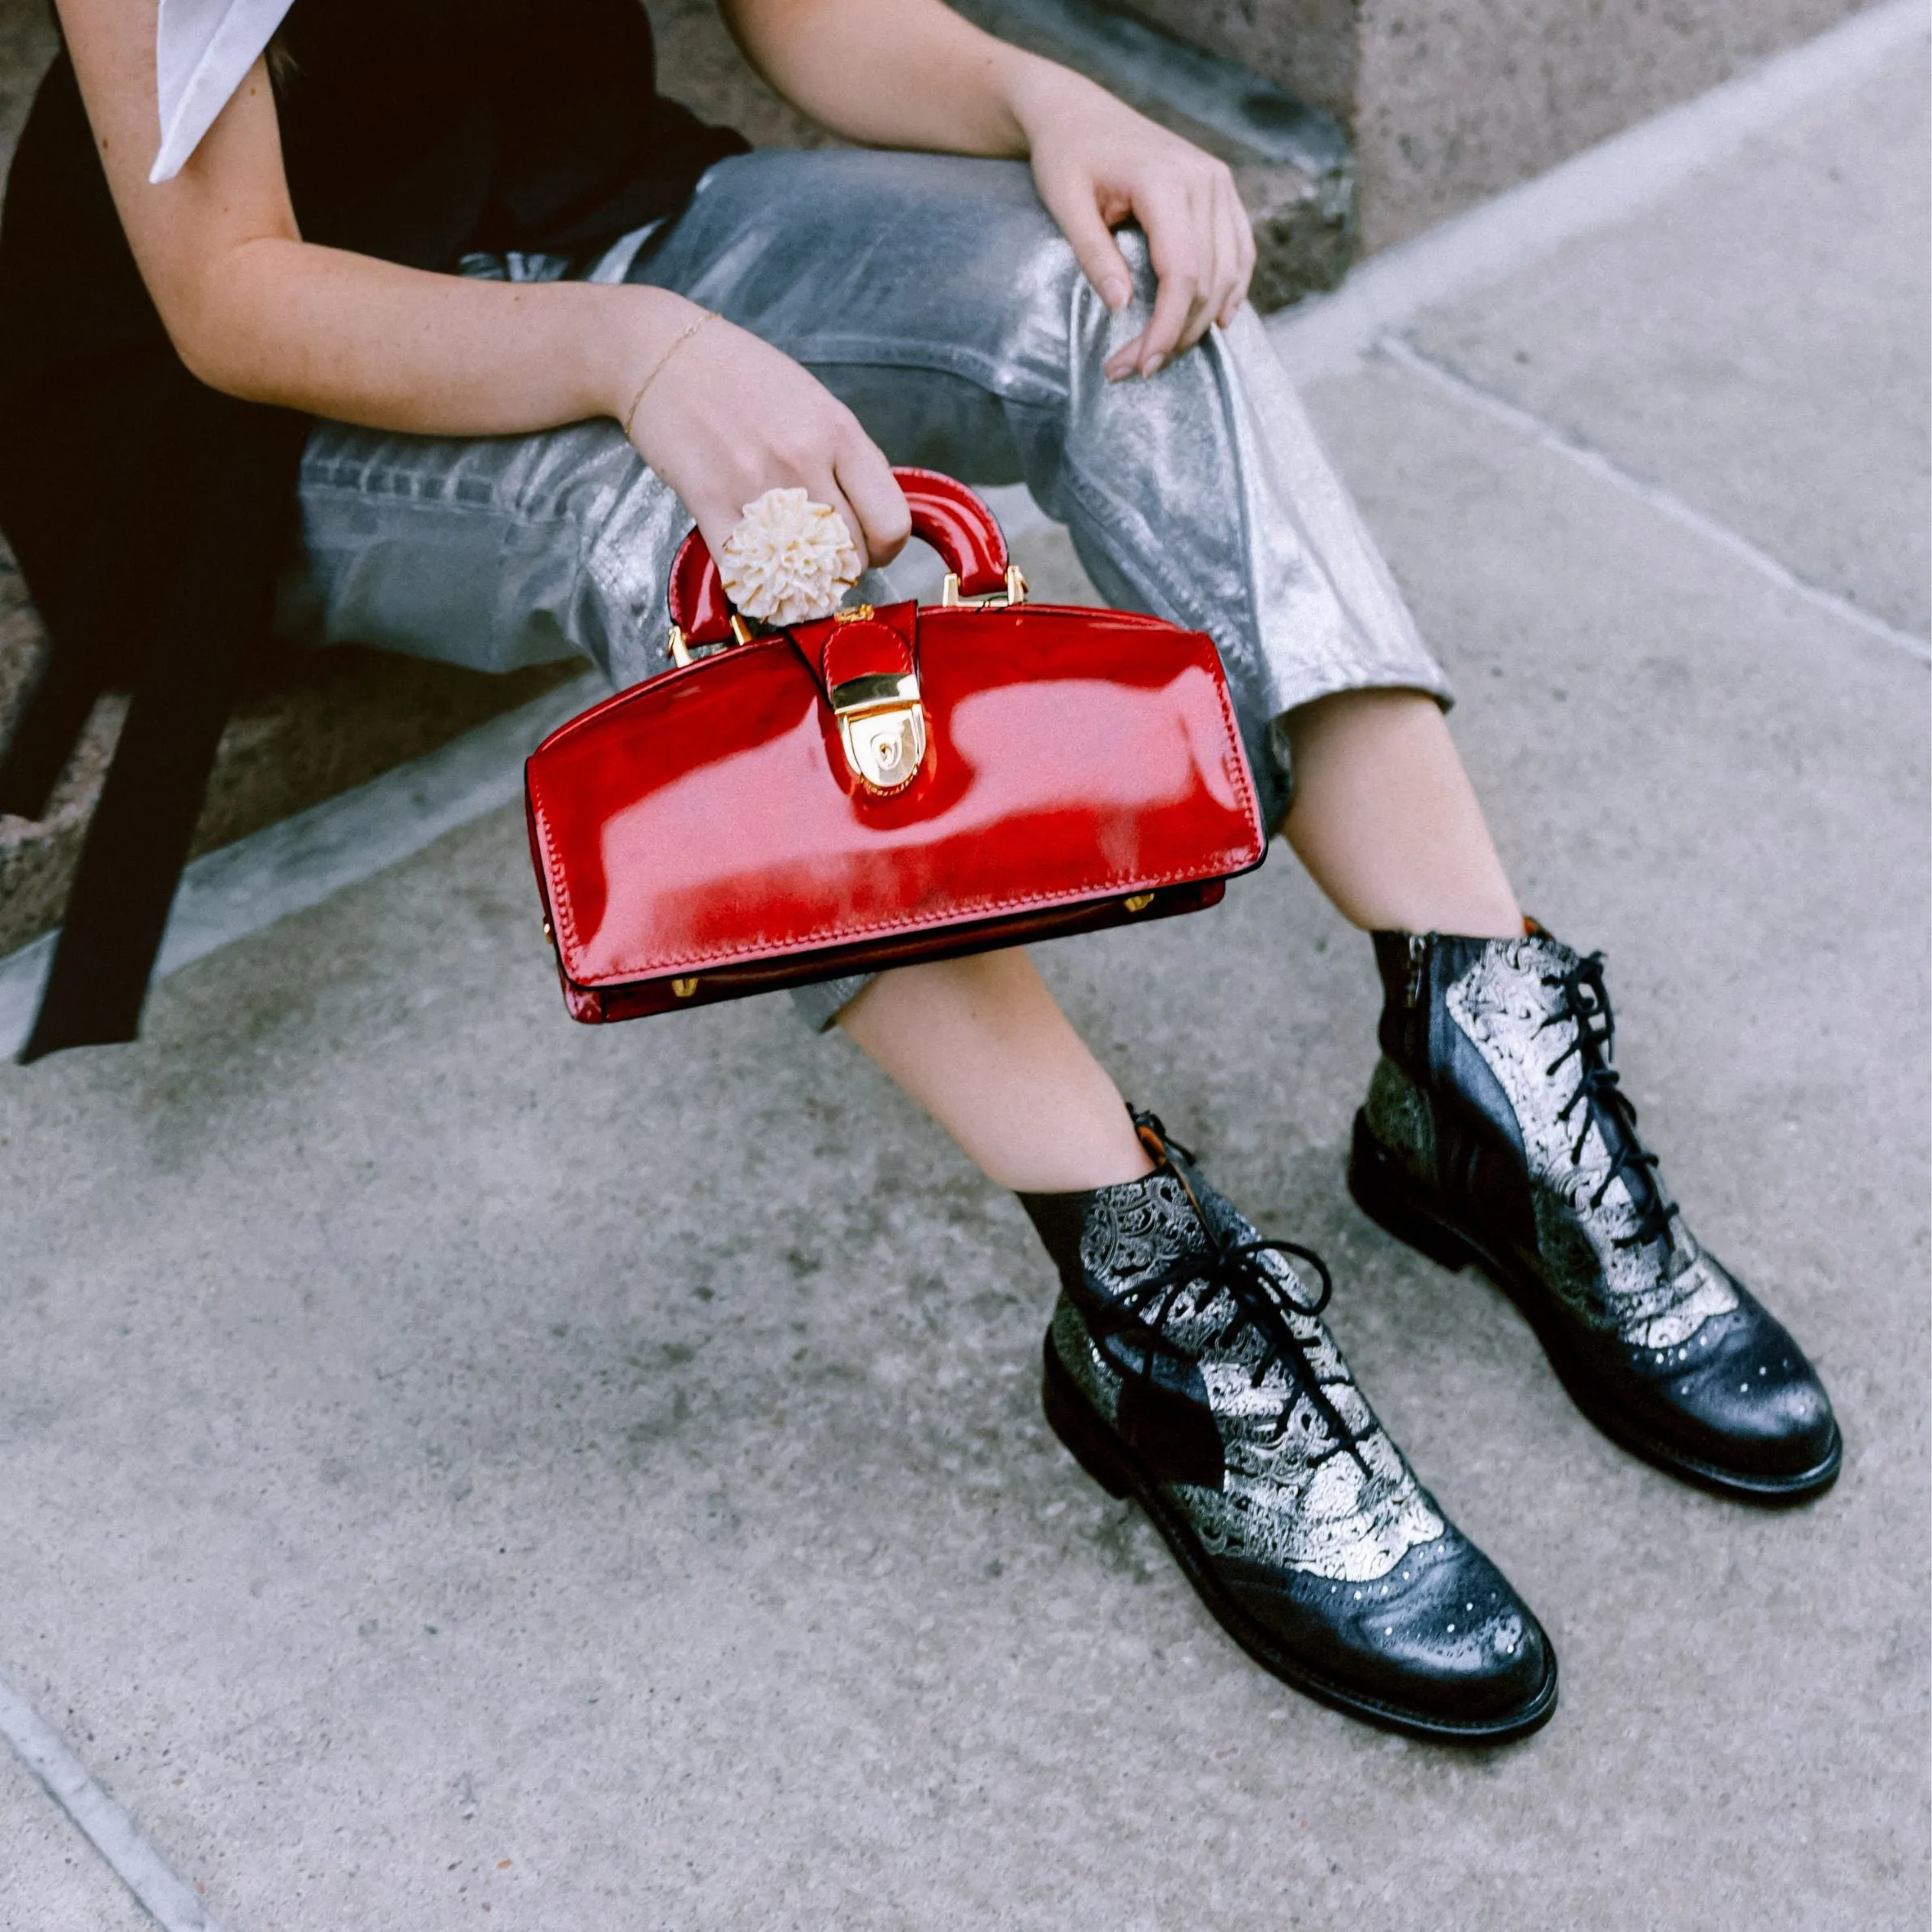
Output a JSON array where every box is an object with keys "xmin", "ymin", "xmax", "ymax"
[
  {"xmin": 1445, "ymin": 937, "xmax": 1738, "ymax": 1352},
  {"xmin": 1063, "ymin": 1173, "xmax": 1444, "ymax": 1585}
]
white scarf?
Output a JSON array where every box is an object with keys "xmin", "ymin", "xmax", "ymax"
[{"xmin": 149, "ymin": 0, "xmax": 295, "ymax": 183}]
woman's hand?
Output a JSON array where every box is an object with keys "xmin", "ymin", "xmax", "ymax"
[
  {"xmin": 1013, "ymin": 66, "xmax": 1256, "ymax": 382},
  {"xmin": 620, "ymin": 301, "xmax": 910, "ymax": 572},
  {"xmin": 722, "ymin": 0, "xmax": 1255, "ymax": 384}
]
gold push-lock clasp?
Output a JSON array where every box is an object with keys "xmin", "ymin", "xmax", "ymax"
[{"xmin": 830, "ymin": 669, "xmax": 927, "ymax": 795}]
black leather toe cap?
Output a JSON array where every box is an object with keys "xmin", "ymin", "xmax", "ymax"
[
  {"xmin": 1221, "ymin": 1524, "xmax": 1554, "ymax": 1733},
  {"xmin": 1657, "ymin": 1287, "xmax": 1838, "ymax": 1481}
]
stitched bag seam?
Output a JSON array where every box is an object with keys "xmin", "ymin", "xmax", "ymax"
[{"xmin": 533, "ymin": 796, "xmax": 1257, "ymax": 983}]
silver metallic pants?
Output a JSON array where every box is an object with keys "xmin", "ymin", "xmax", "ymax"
[{"xmin": 278, "ymin": 149, "xmax": 1450, "ymax": 1028}]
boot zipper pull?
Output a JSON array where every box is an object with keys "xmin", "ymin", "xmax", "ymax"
[{"xmin": 1404, "ymin": 934, "xmax": 1427, "ymax": 1008}]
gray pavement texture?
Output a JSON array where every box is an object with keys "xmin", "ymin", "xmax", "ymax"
[
  {"xmin": 1407, "ymin": 50, "xmax": 1931, "ymax": 637},
  {"xmin": 0, "ymin": 1750, "xmax": 149, "ymax": 1932},
  {"xmin": 2, "ymin": 46, "xmax": 1927, "ymax": 1932}
]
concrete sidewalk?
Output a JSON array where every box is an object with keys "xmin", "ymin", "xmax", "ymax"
[{"xmin": 2, "ymin": 39, "xmax": 1926, "ymax": 1932}]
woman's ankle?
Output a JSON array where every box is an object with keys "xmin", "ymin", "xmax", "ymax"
[
  {"xmin": 993, "ymin": 1128, "xmax": 1154, "ymax": 1197},
  {"xmin": 1361, "ymin": 899, "xmax": 1524, "ymax": 942}
]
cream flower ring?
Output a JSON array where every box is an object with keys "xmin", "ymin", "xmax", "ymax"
[{"xmin": 718, "ymin": 488, "xmax": 865, "ymax": 627}]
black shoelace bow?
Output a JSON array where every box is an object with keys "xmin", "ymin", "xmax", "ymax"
[
  {"xmin": 1087, "ymin": 1116, "xmax": 1374, "ymax": 1473},
  {"xmin": 1538, "ymin": 952, "xmax": 1679, "ymax": 1250}
]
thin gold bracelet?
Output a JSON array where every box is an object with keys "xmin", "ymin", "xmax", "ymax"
[{"xmin": 620, "ymin": 309, "xmax": 719, "ymax": 442}]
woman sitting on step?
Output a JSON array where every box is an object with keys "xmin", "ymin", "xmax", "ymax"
[{"xmin": 0, "ymin": 0, "xmax": 1839, "ymax": 1742}]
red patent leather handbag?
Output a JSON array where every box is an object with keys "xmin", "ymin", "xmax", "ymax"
[{"xmin": 524, "ymin": 469, "xmax": 1266, "ymax": 1021}]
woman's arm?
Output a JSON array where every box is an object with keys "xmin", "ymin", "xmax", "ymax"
[
  {"xmin": 63, "ymin": 0, "xmax": 675, "ymax": 436},
  {"xmin": 54, "ymin": 0, "xmax": 910, "ymax": 563},
  {"xmin": 721, "ymin": 0, "xmax": 1255, "ymax": 377}
]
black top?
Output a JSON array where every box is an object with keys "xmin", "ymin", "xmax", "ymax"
[
  {"xmin": 275, "ymin": 0, "xmax": 745, "ymax": 265},
  {"xmin": 0, "ymin": 0, "xmax": 746, "ymax": 1058},
  {"xmin": 0, "ymin": 0, "xmax": 747, "ymax": 428}
]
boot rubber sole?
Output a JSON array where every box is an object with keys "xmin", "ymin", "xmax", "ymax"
[
  {"xmin": 1347, "ymin": 1113, "xmax": 1842, "ymax": 1507},
  {"xmin": 1041, "ymin": 1335, "xmax": 1559, "ymax": 1746}
]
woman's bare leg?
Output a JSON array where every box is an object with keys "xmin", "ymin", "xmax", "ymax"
[
  {"xmin": 839, "ymin": 688, "xmax": 1514, "ymax": 1192},
  {"xmin": 838, "ymin": 949, "xmax": 1153, "ymax": 1192},
  {"xmin": 1281, "ymin": 688, "xmax": 1521, "ymax": 938}
]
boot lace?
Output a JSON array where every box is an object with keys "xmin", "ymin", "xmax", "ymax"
[
  {"xmin": 1537, "ymin": 952, "xmax": 1677, "ymax": 1250},
  {"xmin": 1087, "ymin": 1116, "xmax": 1373, "ymax": 1473}
]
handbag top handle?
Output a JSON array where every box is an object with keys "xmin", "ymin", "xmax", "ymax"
[{"xmin": 665, "ymin": 467, "xmax": 1013, "ymax": 649}]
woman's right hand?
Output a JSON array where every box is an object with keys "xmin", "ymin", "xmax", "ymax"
[{"xmin": 619, "ymin": 301, "xmax": 911, "ymax": 573}]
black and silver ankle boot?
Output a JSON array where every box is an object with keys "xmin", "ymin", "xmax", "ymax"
[
  {"xmin": 1023, "ymin": 1115, "xmax": 1556, "ymax": 1744},
  {"xmin": 1350, "ymin": 928, "xmax": 1839, "ymax": 1503}
]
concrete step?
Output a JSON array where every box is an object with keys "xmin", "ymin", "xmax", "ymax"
[
  {"xmin": 1117, "ymin": 0, "xmax": 1878, "ymax": 250},
  {"xmin": 0, "ymin": 636, "xmax": 583, "ymax": 961}
]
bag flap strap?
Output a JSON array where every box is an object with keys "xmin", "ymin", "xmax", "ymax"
[{"xmin": 790, "ymin": 602, "xmax": 928, "ymax": 796}]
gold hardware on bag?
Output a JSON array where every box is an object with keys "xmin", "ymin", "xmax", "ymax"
[
  {"xmin": 833, "ymin": 604, "xmax": 876, "ymax": 624},
  {"xmin": 541, "ymin": 916, "xmax": 554, "ymax": 946},
  {"xmin": 830, "ymin": 670, "xmax": 926, "ymax": 795},
  {"xmin": 1123, "ymin": 893, "xmax": 1155, "ymax": 913},
  {"xmin": 671, "ymin": 976, "xmax": 701, "ymax": 998},
  {"xmin": 669, "ymin": 614, "xmax": 761, "ymax": 669},
  {"xmin": 938, "ymin": 565, "xmax": 1029, "ymax": 610}
]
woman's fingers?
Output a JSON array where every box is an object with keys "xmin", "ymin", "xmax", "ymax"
[
  {"xmin": 834, "ymin": 429, "xmax": 912, "ymax": 567},
  {"xmin": 1213, "ymin": 176, "xmax": 1255, "ymax": 327},
  {"xmin": 1041, "ymin": 170, "xmax": 1138, "ymax": 316},
  {"xmin": 1130, "ymin": 209, "xmax": 1196, "ymax": 374},
  {"xmin": 1169, "ymin": 168, "xmax": 1254, "ymax": 349},
  {"xmin": 645, "ymin": 331, "xmax": 906, "ymax": 577},
  {"xmin": 692, "ymin": 465, "xmax": 883, "ymax": 606},
  {"xmin": 1132, "ymin": 187, "xmax": 1215, "ymax": 375},
  {"xmin": 1028, "ymin": 92, "xmax": 1257, "ymax": 379},
  {"xmin": 701, "ymin": 463, "xmax": 899, "ymax": 581},
  {"xmin": 1102, "ymin": 322, "xmax": 1145, "ymax": 383},
  {"xmin": 1172, "ymin": 179, "xmax": 1229, "ymax": 356},
  {"xmin": 1101, "ymin": 162, "xmax": 1250, "ymax": 378}
]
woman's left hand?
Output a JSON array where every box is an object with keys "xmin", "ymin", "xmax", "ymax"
[{"xmin": 1012, "ymin": 66, "xmax": 1256, "ymax": 382}]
